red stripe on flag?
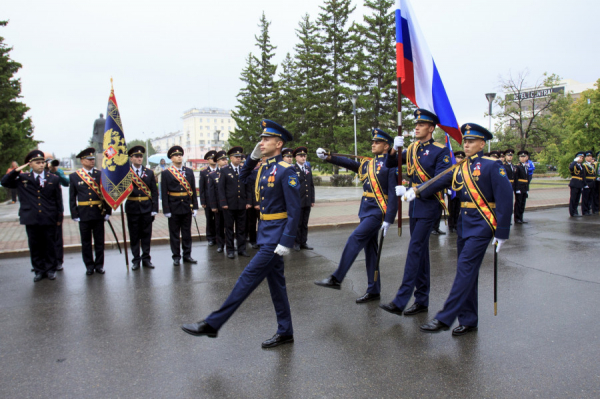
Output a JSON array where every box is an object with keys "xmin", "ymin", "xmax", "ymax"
[
  {"xmin": 396, "ymin": 43, "xmax": 405, "ymax": 79},
  {"xmin": 402, "ymin": 59, "xmax": 417, "ymax": 106}
]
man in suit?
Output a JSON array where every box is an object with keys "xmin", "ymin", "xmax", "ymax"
[
  {"xmin": 208, "ymin": 151, "xmax": 228, "ymax": 253},
  {"xmin": 568, "ymin": 152, "xmax": 586, "ymax": 217},
  {"xmin": 161, "ymin": 145, "xmax": 199, "ymax": 266},
  {"xmin": 403, "ymin": 123, "xmax": 513, "ymax": 336},
  {"xmin": 2, "ymin": 150, "xmax": 63, "ymax": 282},
  {"xmin": 69, "ymin": 148, "xmax": 112, "ymax": 275},
  {"xmin": 126, "ymin": 146, "xmax": 159, "ymax": 270},
  {"xmin": 293, "ymin": 146, "xmax": 315, "ymax": 251},
  {"xmin": 182, "ymin": 119, "xmax": 301, "ymax": 348},
  {"xmin": 218, "ymin": 146, "xmax": 251, "ymax": 259},
  {"xmin": 199, "ymin": 150, "xmax": 218, "ymax": 246}
]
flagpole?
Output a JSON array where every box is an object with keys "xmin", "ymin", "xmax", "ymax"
[
  {"xmin": 120, "ymin": 204, "xmax": 129, "ymax": 269},
  {"xmin": 397, "ymin": 77, "xmax": 403, "ymax": 237}
]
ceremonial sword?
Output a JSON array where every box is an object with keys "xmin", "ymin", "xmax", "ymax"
[
  {"xmin": 193, "ymin": 213, "xmax": 202, "ymax": 242},
  {"xmin": 374, "ymin": 228, "xmax": 385, "ymax": 284},
  {"xmin": 107, "ymin": 219, "xmax": 122, "ymax": 254},
  {"xmin": 494, "ymin": 241, "xmax": 498, "ymax": 316},
  {"xmin": 323, "ymin": 150, "xmax": 373, "ymax": 160}
]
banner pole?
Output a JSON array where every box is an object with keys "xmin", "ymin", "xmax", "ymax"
[
  {"xmin": 120, "ymin": 204, "xmax": 129, "ymax": 269},
  {"xmin": 397, "ymin": 77, "xmax": 403, "ymax": 237}
]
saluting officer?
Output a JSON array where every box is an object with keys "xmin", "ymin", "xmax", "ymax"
[
  {"xmin": 126, "ymin": 146, "xmax": 159, "ymax": 270},
  {"xmin": 182, "ymin": 119, "xmax": 301, "ymax": 348},
  {"xmin": 314, "ymin": 129, "xmax": 398, "ymax": 303},
  {"xmin": 69, "ymin": 148, "xmax": 112, "ymax": 275},
  {"xmin": 218, "ymin": 146, "xmax": 251, "ymax": 259},
  {"xmin": 208, "ymin": 151, "xmax": 229, "ymax": 253},
  {"xmin": 199, "ymin": 150, "xmax": 218, "ymax": 246},
  {"xmin": 582, "ymin": 151, "xmax": 596, "ymax": 216},
  {"xmin": 47, "ymin": 158, "xmax": 69, "ymax": 271},
  {"xmin": 379, "ymin": 109, "xmax": 452, "ymax": 317},
  {"xmin": 1, "ymin": 150, "xmax": 63, "ymax": 282},
  {"xmin": 514, "ymin": 150, "xmax": 529, "ymax": 224},
  {"xmin": 403, "ymin": 123, "xmax": 513, "ymax": 336},
  {"xmin": 293, "ymin": 146, "xmax": 315, "ymax": 251},
  {"xmin": 161, "ymin": 146, "xmax": 199, "ymax": 266},
  {"xmin": 568, "ymin": 151, "xmax": 586, "ymax": 217},
  {"xmin": 447, "ymin": 151, "xmax": 465, "ymax": 233}
]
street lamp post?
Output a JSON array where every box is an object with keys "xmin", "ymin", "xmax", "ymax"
[
  {"xmin": 351, "ymin": 94, "xmax": 358, "ymax": 185},
  {"xmin": 485, "ymin": 93, "xmax": 496, "ymax": 152}
]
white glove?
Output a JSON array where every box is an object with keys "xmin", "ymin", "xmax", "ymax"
[
  {"xmin": 584, "ymin": 186, "xmax": 589, "ymax": 189},
  {"xmin": 250, "ymin": 142, "xmax": 261, "ymax": 160},
  {"xmin": 193, "ymin": 210, "xmax": 197, "ymax": 217},
  {"xmin": 165, "ymin": 213, "xmax": 172, "ymax": 218},
  {"xmin": 395, "ymin": 185, "xmax": 406, "ymax": 197},
  {"xmin": 492, "ymin": 237, "xmax": 506, "ymax": 253},
  {"xmin": 104, "ymin": 214, "xmax": 110, "ymax": 221},
  {"xmin": 73, "ymin": 218, "xmax": 80, "ymax": 222},
  {"xmin": 393, "ymin": 136, "xmax": 405, "ymax": 151},
  {"xmin": 274, "ymin": 244, "xmax": 291, "ymax": 256},
  {"xmin": 316, "ymin": 148, "xmax": 327, "ymax": 160},
  {"xmin": 447, "ymin": 189, "xmax": 453, "ymax": 196},
  {"xmin": 402, "ymin": 187, "xmax": 416, "ymax": 202},
  {"xmin": 151, "ymin": 212, "xmax": 157, "ymax": 216},
  {"xmin": 516, "ymin": 190, "xmax": 521, "ymax": 194},
  {"xmin": 380, "ymin": 221, "xmax": 391, "ymax": 237},
  {"xmin": 574, "ymin": 158, "xmax": 579, "ymax": 162}
]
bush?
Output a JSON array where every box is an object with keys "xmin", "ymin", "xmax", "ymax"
[
  {"xmin": 330, "ymin": 174, "xmax": 353, "ymax": 187},
  {"xmin": 313, "ymin": 176, "xmax": 322, "ymax": 186}
]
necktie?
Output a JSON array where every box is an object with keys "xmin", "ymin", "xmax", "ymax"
[{"xmin": 36, "ymin": 175, "xmax": 41, "ymax": 186}]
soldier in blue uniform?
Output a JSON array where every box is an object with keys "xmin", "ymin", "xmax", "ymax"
[
  {"xmin": 293, "ymin": 146, "xmax": 315, "ymax": 251},
  {"xmin": 378, "ymin": 109, "xmax": 452, "ymax": 317},
  {"xmin": 447, "ymin": 151, "xmax": 465, "ymax": 233},
  {"xmin": 181, "ymin": 119, "xmax": 301, "ymax": 348},
  {"xmin": 595, "ymin": 151, "xmax": 600, "ymax": 214},
  {"xmin": 126, "ymin": 146, "xmax": 159, "ymax": 270},
  {"xmin": 198, "ymin": 150, "xmax": 218, "ymax": 246},
  {"xmin": 161, "ymin": 145, "xmax": 199, "ymax": 266},
  {"xmin": 2, "ymin": 150, "xmax": 63, "ymax": 282},
  {"xmin": 401, "ymin": 123, "xmax": 513, "ymax": 336},
  {"xmin": 69, "ymin": 148, "xmax": 112, "ymax": 275},
  {"xmin": 218, "ymin": 146, "xmax": 251, "ymax": 259},
  {"xmin": 208, "ymin": 151, "xmax": 228, "ymax": 253},
  {"xmin": 313, "ymin": 129, "xmax": 398, "ymax": 303},
  {"xmin": 582, "ymin": 150, "xmax": 596, "ymax": 216},
  {"xmin": 568, "ymin": 151, "xmax": 586, "ymax": 217}
]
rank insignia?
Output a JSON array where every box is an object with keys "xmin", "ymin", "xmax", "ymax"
[
  {"xmin": 443, "ymin": 155, "xmax": 450, "ymax": 163},
  {"xmin": 499, "ymin": 167, "xmax": 507, "ymax": 177},
  {"xmin": 288, "ymin": 176, "xmax": 298, "ymax": 187}
]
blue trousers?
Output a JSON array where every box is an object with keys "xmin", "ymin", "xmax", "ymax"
[
  {"xmin": 332, "ymin": 215, "xmax": 381, "ymax": 294},
  {"xmin": 436, "ymin": 235, "xmax": 491, "ymax": 327},
  {"xmin": 392, "ymin": 217, "xmax": 435, "ymax": 309},
  {"xmin": 205, "ymin": 243, "xmax": 293, "ymax": 335}
]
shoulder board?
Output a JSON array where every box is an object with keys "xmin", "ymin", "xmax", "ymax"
[
  {"xmin": 200, "ymin": 166, "xmax": 207, "ymax": 171},
  {"xmin": 278, "ymin": 161, "xmax": 292, "ymax": 168},
  {"xmin": 481, "ymin": 156, "xmax": 497, "ymax": 161},
  {"xmin": 432, "ymin": 142, "xmax": 446, "ymax": 149}
]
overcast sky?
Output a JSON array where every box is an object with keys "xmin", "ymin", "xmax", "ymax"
[{"xmin": 4, "ymin": 0, "xmax": 600, "ymax": 158}]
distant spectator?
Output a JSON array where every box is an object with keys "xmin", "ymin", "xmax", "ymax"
[
  {"xmin": 526, "ymin": 159, "xmax": 535, "ymax": 183},
  {"xmin": 5, "ymin": 161, "xmax": 19, "ymax": 203}
]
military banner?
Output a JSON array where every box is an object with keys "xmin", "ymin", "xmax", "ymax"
[{"xmin": 101, "ymin": 80, "xmax": 133, "ymax": 209}]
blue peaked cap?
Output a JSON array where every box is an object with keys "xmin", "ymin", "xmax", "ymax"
[
  {"xmin": 414, "ymin": 109, "xmax": 440, "ymax": 125},
  {"xmin": 260, "ymin": 119, "xmax": 293, "ymax": 143},
  {"xmin": 461, "ymin": 123, "xmax": 493, "ymax": 142},
  {"xmin": 372, "ymin": 128, "xmax": 394, "ymax": 147}
]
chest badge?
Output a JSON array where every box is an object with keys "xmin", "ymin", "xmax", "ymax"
[
  {"xmin": 473, "ymin": 162, "xmax": 482, "ymax": 177},
  {"xmin": 424, "ymin": 150, "xmax": 430, "ymax": 156},
  {"xmin": 288, "ymin": 176, "xmax": 298, "ymax": 187}
]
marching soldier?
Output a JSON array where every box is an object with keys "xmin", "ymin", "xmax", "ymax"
[
  {"xmin": 1, "ymin": 150, "xmax": 63, "ymax": 282},
  {"xmin": 514, "ymin": 150, "xmax": 530, "ymax": 224},
  {"xmin": 447, "ymin": 151, "xmax": 465, "ymax": 233},
  {"xmin": 379, "ymin": 109, "xmax": 452, "ymax": 316},
  {"xmin": 69, "ymin": 148, "xmax": 112, "ymax": 275},
  {"xmin": 568, "ymin": 152, "xmax": 586, "ymax": 217},
  {"xmin": 282, "ymin": 148, "xmax": 294, "ymax": 164},
  {"xmin": 208, "ymin": 151, "xmax": 228, "ymax": 253},
  {"xmin": 199, "ymin": 150, "xmax": 218, "ymax": 246},
  {"xmin": 582, "ymin": 150, "xmax": 596, "ymax": 216},
  {"xmin": 218, "ymin": 146, "xmax": 251, "ymax": 259},
  {"xmin": 182, "ymin": 119, "xmax": 301, "ymax": 348},
  {"xmin": 293, "ymin": 146, "xmax": 315, "ymax": 251},
  {"xmin": 402, "ymin": 123, "xmax": 513, "ymax": 336},
  {"xmin": 161, "ymin": 145, "xmax": 199, "ymax": 266},
  {"xmin": 126, "ymin": 146, "xmax": 159, "ymax": 270},
  {"xmin": 313, "ymin": 129, "xmax": 398, "ymax": 303}
]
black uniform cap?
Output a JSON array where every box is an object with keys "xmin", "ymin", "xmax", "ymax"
[
  {"xmin": 25, "ymin": 150, "xmax": 45, "ymax": 164},
  {"xmin": 282, "ymin": 148, "xmax": 294, "ymax": 157},
  {"xmin": 227, "ymin": 146, "xmax": 244, "ymax": 157},
  {"xmin": 517, "ymin": 150, "xmax": 529, "ymax": 156},
  {"xmin": 504, "ymin": 149, "xmax": 515, "ymax": 155},
  {"xmin": 454, "ymin": 151, "xmax": 466, "ymax": 158},
  {"xmin": 128, "ymin": 145, "xmax": 145, "ymax": 157},
  {"xmin": 215, "ymin": 150, "xmax": 228, "ymax": 161},
  {"xmin": 293, "ymin": 147, "xmax": 308, "ymax": 156},
  {"xmin": 204, "ymin": 150, "xmax": 217, "ymax": 161},
  {"xmin": 77, "ymin": 147, "xmax": 96, "ymax": 159},
  {"xmin": 168, "ymin": 146, "xmax": 184, "ymax": 158}
]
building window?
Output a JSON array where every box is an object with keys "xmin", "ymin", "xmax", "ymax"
[{"xmin": 214, "ymin": 119, "xmax": 217, "ymax": 122}]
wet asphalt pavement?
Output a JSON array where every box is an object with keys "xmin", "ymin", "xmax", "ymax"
[{"xmin": 1, "ymin": 207, "xmax": 599, "ymax": 398}]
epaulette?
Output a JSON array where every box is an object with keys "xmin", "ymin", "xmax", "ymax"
[
  {"xmin": 432, "ymin": 142, "xmax": 446, "ymax": 149},
  {"xmin": 481, "ymin": 156, "xmax": 497, "ymax": 161},
  {"xmin": 200, "ymin": 166, "xmax": 207, "ymax": 171},
  {"xmin": 278, "ymin": 161, "xmax": 292, "ymax": 168}
]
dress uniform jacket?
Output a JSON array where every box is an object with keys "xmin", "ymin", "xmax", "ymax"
[
  {"xmin": 326, "ymin": 154, "xmax": 398, "ymax": 294},
  {"xmin": 218, "ymin": 165, "xmax": 251, "ymax": 210},
  {"xmin": 568, "ymin": 161, "xmax": 585, "ymax": 216},
  {"xmin": 295, "ymin": 163, "xmax": 315, "ymax": 207},
  {"xmin": 208, "ymin": 168, "xmax": 225, "ymax": 249},
  {"xmin": 582, "ymin": 162, "xmax": 596, "ymax": 215},
  {"xmin": 513, "ymin": 163, "xmax": 529, "ymax": 222},
  {"xmin": 502, "ymin": 161, "xmax": 516, "ymax": 188},
  {"xmin": 125, "ymin": 166, "xmax": 159, "ymax": 214},
  {"xmin": 199, "ymin": 166, "xmax": 217, "ymax": 242}
]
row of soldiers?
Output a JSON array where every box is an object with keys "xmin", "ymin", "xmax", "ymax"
[{"xmin": 569, "ymin": 150, "xmax": 600, "ymax": 216}]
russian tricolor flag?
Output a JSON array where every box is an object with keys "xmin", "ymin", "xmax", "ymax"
[{"xmin": 396, "ymin": 0, "xmax": 462, "ymax": 144}]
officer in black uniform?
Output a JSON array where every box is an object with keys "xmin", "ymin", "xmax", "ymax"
[
  {"xmin": 282, "ymin": 148, "xmax": 294, "ymax": 164},
  {"xmin": 582, "ymin": 150, "xmax": 596, "ymax": 216},
  {"xmin": 447, "ymin": 151, "xmax": 465, "ymax": 233},
  {"xmin": 69, "ymin": 148, "xmax": 112, "ymax": 275},
  {"xmin": 2, "ymin": 150, "xmax": 63, "ymax": 282},
  {"xmin": 126, "ymin": 146, "xmax": 159, "ymax": 270},
  {"xmin": 293, "ymin": 146, "xmax": 315, "ymax": 251},
  {"xmin": 502, "ymin": 149, "xmax": 516, "ymax": 190},
  {"xmin": 218, "ymin": 146, "xmax": 251, "ymax": 259},
  {"xmin": 208, "ymin": 151, "xmax": 228, "ymax": 253},
  {"xmin": 47, "ymin": 158, "xmax": 69, "ymax": 271},
  {"xmin": 161, "ymin": 145, "xmax": 199, "ymax": 266},
  {"xmin": 569, "ymin": 152, "xmax": 586, "ymax": 217},
  {"xmin": 513, "ymin": 150, "xmax": 529, "ymax": 224},
  {"xmin": 199, "ymin": 150, "xmax": 218, "ymax": 246}
]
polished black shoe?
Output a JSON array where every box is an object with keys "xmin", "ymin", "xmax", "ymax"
[
  {"xmin": 142, "ymin": 261, "xmax": 155, "ymax": 269},
  {"xmin": 95, "ymin": 268, "xmax": 105, "ymax": 274},
  {"xmin": 33, "ymin": 273, "xmax": 44, "ymax": 282},
  {"xmin": 431, "ymin": 229, "xmax": 446, "ymax": 235},
  {"xmin": 515, "ymin": 220, "xmax": 523, "ymax": 224},
  {"xmin": 356, "ymin": 292, "xmax": 380, "ymax": 304},
  {"xmin": 208, "ymin": 240, "xmax": 216, "ymax": 246},
  {"xmin": 86, "ymin": 270, "xmax": 94, "ymax": 276},
  {"xmin": 521, "ymin": 220, "xmax": 529, "ymax": 223},
  {"xmin": 238, "ymin": 251, "xmax": 250, "ymax": 257},
  {"xmin": 227, "ymin": 252, "xmax": 235, "ymax": 259},
  {"xmin": 173, "ymin": 259, "xmax": 180, "ymax": 267},
  {"xmin": 181, "ymin": 320, "xmax": 218, "ymax": 338},
  {"xmin": 261, "ymin": 333, "xmax": 294, "ymax": 349},
  {"xmin": 420, "ymin": 319, "xmax": 449, "ymax": 333},
  {"xmin": 300, "ymin": 244, "xmax": 314, "ymax": 250},
  {"xmin": 251, "ymin": 243, "xmax": 259, "ymax": 249},
  {"xmin": 131, "ymin": 262, "xmax": 141, "ymax": 271},
  {"xmin": 571, "ymin": 214, "xmax": 582, "ymax": 217},
  {"xmin": 216, "ymin": 247, "xmax": 224, "ymax": 253},
  {"xmin": 56, "ymin": 264, "xmax": 64, "ymax": 271},
  {"xmin": 46, "ymin": 271, "xmax": 56, "ymax": 280},
  {"xmin": 403, "ymin": 302, "xmax": 428, "ymax": 316},
  {"xmin": 452, "ymin": 325, "xmax": 478, "ymax": 336},
  {"xmin": 314, "ymin": 275, "xmax": 341, "ymax": 290},
  {"xmin": 183, "ymin": 257, "xmax": 198, "ymax": 264},
  {"xmin": 379, "ymin": 302, "xmax": 403, "ymax": 316},
  {"xmin": 293, "ymin": 244, "xmax": 301, "ymax": 252}
]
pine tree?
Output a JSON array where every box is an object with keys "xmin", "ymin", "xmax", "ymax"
[
  {"xmin": 273, "ymin": 53, "xmax": 297, "ymax": 136},
  {"xmin": 0, "ymin": 21, "xmax": 37, "ymax": 172},
  {"xmin": 253, "ymin": 12, "xmax": 279, "ymax": 120}
]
